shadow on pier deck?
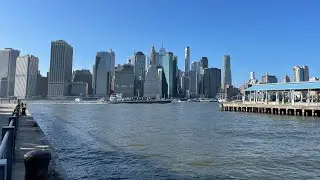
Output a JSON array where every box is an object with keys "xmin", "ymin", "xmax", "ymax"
[{"xmin": 220, "ymin": 102, "xmax": 320, "ymax": 117}]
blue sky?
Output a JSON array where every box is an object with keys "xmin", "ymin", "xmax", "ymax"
[{"xmin": 1, "ymin": 0, "xmax": 320, "ymax": 86}]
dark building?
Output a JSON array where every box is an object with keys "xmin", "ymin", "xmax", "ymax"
[
  {"xmin": 36, "ymin": 72, "xmax": 48, "ymax": 98},
  {"xmin": 203, "ymin": 68, "xmax": 221, "ymax": 98},
  {"xmin": 200, "ymin": 57, "xmax": 209, "ymax": 70},
  {"xmin": 73, "ymin": 69, "xmax": 93, "ymax": 95}
]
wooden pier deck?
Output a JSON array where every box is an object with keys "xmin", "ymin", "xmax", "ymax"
[{"xmin": 220, "ymin": 102, "xmax": 320, "ymax": 117}]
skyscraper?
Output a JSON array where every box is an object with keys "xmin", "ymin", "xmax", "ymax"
[
  {"xmin": 48, "ymin": 40, "xmax": 73, "ymax": 98},
  {"xmin": 0, "ymin": 48, "xmax": 20, "ymax": 97},
  {"xmin": 144, "ymin": 64, "xmax": 162, "ymax": 98},
  {"xmin": 203, "ymin": 68, "xmax": 221, "ymax": 98},
  {"xmin": 150, "ymin": 46, "xmax": 157, "ymax": 66},
  {"xmin": 293, "ymin": 65, "xmax": 309, "ymax": 82},
  {"xmin": 159, "ymin": 43, "xmax": 166, "ymax": 66},
  {"xmin": 132, "ymin": 51, "xmax": 146, "ymax": 96},
  {"xmin": 14, "ymin": 55, "xmax": 39, "ymax": 99},
  {"xmin": 199, "ymin": 57, "xmax": 208, "ymax": 75},
  {"xmin": 303, "ymin": 66, "xmax": 309, "ymax": 81},
  {"xmin": 221, "ymin": 55, "xmax": 232, "ymax": 90},
  {"xmin": 162, "ymin": 52, "xmax": 177, "ymax": 98},
  {"xmin": 93, "ymin": 51, "xmax": 113, "ymax": 96},
  {"xmin": 185, "ymin": 47, "xmax": 190, "ymax": 75}
]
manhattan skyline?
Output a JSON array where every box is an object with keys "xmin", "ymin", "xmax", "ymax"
[{"xmin": 1, "ymin": 0, "xmax": 320, "ymax": 86}]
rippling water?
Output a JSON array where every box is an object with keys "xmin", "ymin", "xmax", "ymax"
[{"xmin": 28, "ymin": 102, "xmax": 320, "ymax": 180}]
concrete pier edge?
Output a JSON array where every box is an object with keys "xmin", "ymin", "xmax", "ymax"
[{"xmin": 25, "ymin": 109, "xmax": 67, "ymax": 180}]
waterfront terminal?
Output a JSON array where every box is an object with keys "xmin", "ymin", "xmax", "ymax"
[{"xmin": 221, "ymin": 81, "xmax": 320, "ymax": 116}]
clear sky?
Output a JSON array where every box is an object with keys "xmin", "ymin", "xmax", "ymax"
[{"xmin": 1, "ymin": 0, "xmax": 320, "ymax": 86}]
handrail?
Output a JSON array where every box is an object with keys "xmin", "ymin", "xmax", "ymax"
[
  {"xmin": 0, "ymin": 103, "xmax": 20, "ymax": 180},
  {"xmin": 0, "ymin": 132, "xmax": 9, "ymax": 158}
]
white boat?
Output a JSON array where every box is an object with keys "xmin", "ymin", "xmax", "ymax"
[
  {"xmin": 109, "ymin": 94, "xmax": 122, "ymax": 103},
  {"xmin": 74, "ymin": 98, "xmax": 81, "ymax": 102}
]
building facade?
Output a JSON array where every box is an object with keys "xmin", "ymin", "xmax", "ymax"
[
  {"xmin": 144, "ymin": 65, "xmax": 162, "ymax": 98},
  {"xmin": 185, "ymin": 47, "xmax": 190, "ymax": 75},
  {"xmin": 132, "ymin": 51, "xmax": 146, "ymax": 96},
  {"xmin": 71, "ymin": 82, "xmax": 87, "ymax": 96},
  {"xmin": 221, "ymin": 55, "xmax": 232, "ymax": 90},
  {"xmin": 48, "ymin": 40, "xmax": 73, "ymax": 98},
  {"xmin": 203, "ymin": 68, "xmax": 221, "ymax": 98},
  {"xmin": 261, "ymin": 73, "xmax": 278, "ymax": 84},
  {"xmin": 36, "ymin": 72, "xmax": 48, "ymax": 98},
  {"xmin": 0, "ymin": 48, "xmax": 20, "ymax": 97},
  {"xmin": 93, "ymin": 51, "xmax": 114, "ymax": 96},
  {"xmin": 14, "ymin": 55, "xmax": 39, "ymax": 99},
  {"xmin": 72, "ymin": 69, "xmax": 92, "ymax": 95},
  {"xmin": 162, "ymin": 52, "xmax": 177, "ymax": 98},
  {"xmin": 293, "ymin": 65, "xmax": 309, "ymax": 82},
  {"xmin": 113, "ymin": 64, "xmax": 134, "ymax": 97}
]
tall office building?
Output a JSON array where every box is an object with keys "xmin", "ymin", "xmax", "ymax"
[
  {"xmin": 114, "ymin": 64, "xmax": 134, "ymax": 97},
  {"xmin": 48, "ymin": 40, "xmax": 73, "ymax": 98},
  {"xmin": 93, "ymin": 51, "xmax": 114, "ymax": 96},
  {"xmin": 185, "ymin": 47, "xmax": 190, "ymax": 75},
  {"xmin": 144, "ymin": 64, "xmax": 162, "ymax": 98},
  {"xmin": 293, "ymin": 65, "xmax": 309, "ymax": 82},
  {"xmin": 203, "ymin": 68, "xmax": 221, "ymax": 98},
  {"xmin": 162, "ymin": 52, "xmax": 177, "ymax": 98},
  {"xmin": 132, "ymin": 51, "xmax": 146, "ymax": 80},
  {"xmin": 14, "ymin": 55, "xmax": 39, "ymax": 99},
  {"xmin": 132, "ymin": 51, "xmax": 146, "ymax": 96},
  {"xmin": 199, "ymin": 57, "xmax": 208, "ymax": 75},
  {"xmin": 150, "ymin": 46, "xmax": 157, "ymax": 66},
  {"xmin": 189, "ymin": 69, "xmax": 198, "ymax": 96},
  {"xmin": 191, "ymin": 61, "xmax": 200, "ymax": 72},
  {"xmin": 72, "ymin": 69, "xmax": 92, "ymax": 95},
  {"xmin": 159, "ymin": 43, "xmax": 166, "ymax": 66},
  {"xmin": 221, "ymin": 55, "xmax": 232, "ymax": 90},
  {"xmin": 0, "ymin": 48, "xmax": 20, "ymax": 97}
]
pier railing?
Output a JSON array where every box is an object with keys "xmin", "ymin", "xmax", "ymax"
[{"xmin": 0, "ymin": 104, "xmax": 20, "ymax": 180}]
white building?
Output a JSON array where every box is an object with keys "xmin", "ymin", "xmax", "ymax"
[
  {"xmin": 0, "ymin": 48, "xmax": 20, "ymax": 97},
  {"xmin": 14, "ymin": 55, "xmax": 39, "ymax": 99},
  {"xmin": 93, "ymin": 50, "xmax": 115, "ymax": 96},
  {"xmin": 144, "ymin": 65, "xmax": 162, "ymax": 98},
  {"xmin": 48, "ymin": 40, "xmax": 73, "ymax": 98}
]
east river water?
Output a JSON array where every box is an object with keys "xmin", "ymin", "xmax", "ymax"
[{"xmin": 28, "ymin": 102, "xmax": 320, "ymax": 180}]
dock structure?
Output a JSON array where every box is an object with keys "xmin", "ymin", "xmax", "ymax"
[{"xmin": 221, "ymin": 81, "xmax": 320, "ymax": 117}]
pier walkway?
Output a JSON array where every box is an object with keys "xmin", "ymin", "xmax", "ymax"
[
  {"xmin": 0, "ymin": 103, "xmax": 55, "ymax": 180},
  {"xmin": 221, "ymin": 102, "xmax": 320, "ymax": 116},
  {"xmin": 12, "ymin": 110, "xmax": 53, "ymax": 180}
]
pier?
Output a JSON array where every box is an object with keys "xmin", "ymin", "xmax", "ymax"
[
  {"xmin": 220, "ymin": 102, "xmax": 320, "ymax": 116},
  {"xmin": 221, "ymin": 81, "xmax": 320, "ymax": 117}
]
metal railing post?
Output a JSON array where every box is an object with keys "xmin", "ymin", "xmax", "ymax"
[
  {"xmin": 2, "ymin": 127, "xmax": 14, "ymax": 180},
  {"xmin": 0, "ymin": 159, "xmax": 7, "ymax": 180}
]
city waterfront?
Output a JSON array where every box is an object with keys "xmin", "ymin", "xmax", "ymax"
[{"xmin": 28, "ymin": 102, "xmax": 320, "ymax": 180}]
